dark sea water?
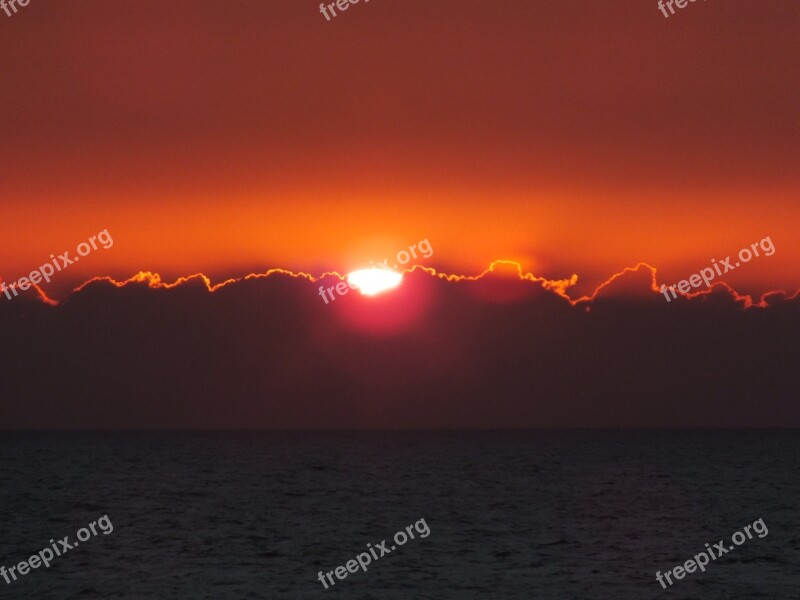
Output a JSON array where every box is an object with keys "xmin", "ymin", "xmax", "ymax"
[{"xmin": 0, "ymin": 431, "xmax": 798, "ymax": 599}]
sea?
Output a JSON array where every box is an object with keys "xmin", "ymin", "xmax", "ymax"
[{"xmin": 0, "ymin": 430, "xmax": 798, "ymax": 599}]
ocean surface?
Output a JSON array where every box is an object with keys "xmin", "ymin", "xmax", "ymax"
[{"xmin": 0, "ymin": 431, "xmax": 798, "ymax": 599}]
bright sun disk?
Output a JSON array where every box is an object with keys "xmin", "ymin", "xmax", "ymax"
[{"xmin": 346, "ymin": 268, "xmax": 403, "ymax": 296}]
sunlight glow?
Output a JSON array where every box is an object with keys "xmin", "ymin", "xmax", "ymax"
[{"xmin": 346, "ymin": 268, "xmax": 403, "ymax": 296}]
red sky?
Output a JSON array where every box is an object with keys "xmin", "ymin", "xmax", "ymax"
[{"xmin": 1, "ymin": 0, "xmax": 798, "ymax": 299}]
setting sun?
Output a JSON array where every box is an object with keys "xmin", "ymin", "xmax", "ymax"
[{"xmin": 346, "ymin": 268, "xmax": 403, "ymax": 296}]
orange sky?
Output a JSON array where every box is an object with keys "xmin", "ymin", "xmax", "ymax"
[{"xmin": 1, "ymin": 0, "xmax": 798, "ymax": 299}]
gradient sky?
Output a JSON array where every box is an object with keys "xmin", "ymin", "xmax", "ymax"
[
  {"xmin": 1, "ymin": 0, "xmax": 799, "ymax": 299},
  {"xmin": 1, "ymin": 0, "xmax": 799, "ymax": 431}
]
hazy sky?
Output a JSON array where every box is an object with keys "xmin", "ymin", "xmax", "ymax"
[{"xmin": 1, "ymin": 0, "xmax": 798, "ymax": 299}]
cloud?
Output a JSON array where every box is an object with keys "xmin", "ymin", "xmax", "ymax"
[{"xmin": 0, "ymin": 263, "xmax": 797, "ymax": 429}]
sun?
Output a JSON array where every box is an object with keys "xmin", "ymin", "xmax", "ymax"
[{"xmin": 347, "ymin": 268, "xmax": 403, "ymax": 296}]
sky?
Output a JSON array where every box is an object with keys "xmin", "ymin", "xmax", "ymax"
[
  {"xmin": 1, "ymin": 0, "xmax": 799, "ymax": 300},
  {"xmin": 0, "ymin": 0, "xmax": 798, "ymax": 429}
]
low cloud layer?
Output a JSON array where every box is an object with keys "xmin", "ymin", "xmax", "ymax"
[{"xmin": 1, "ymin": 265, "xmax": 797, "ymax": 429}]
